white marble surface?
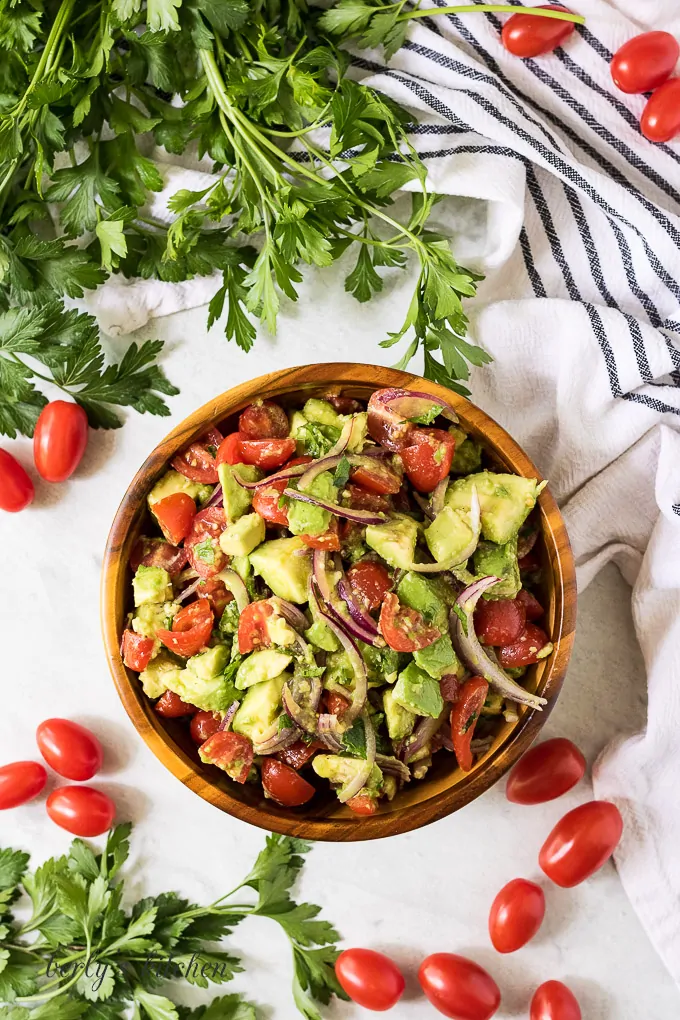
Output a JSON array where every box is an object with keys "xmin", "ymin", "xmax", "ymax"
[{"xmin": 2, "ymin": 300, "xmax": 679, "ymax": 1018}]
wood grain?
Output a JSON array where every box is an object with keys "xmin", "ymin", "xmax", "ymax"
[{"xmin": 101, "ymin": 364, "xmax": 576, "ymax": 841}]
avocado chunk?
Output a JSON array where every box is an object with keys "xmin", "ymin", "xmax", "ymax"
[
  {"xmin": 345, "ymin": 411, "xmax": 368, "ymax": 452},
  {"xmin": 139, "ymin": 652, "xmax": 183, "ymax": 700},
  {"xmin": 473, "ymin": 536, "xmax": 520, "ymax": 600},
  {"xmin": 383, "ymin": 688, "xmax": 417, "ymax": 741},
  {"xmin": 164, "ymin": 645, "xmax": 232, "ymax": 712},
  {"xmin": 303, "ymin": 398, "xmax": 342, "ymax": 428},
  {"xmin": 365, "ymin": 514, "xmax": 419, "ymax": 569},
  {"xmin": 392, "ymin": 661, "xmax": 444, "ymax": 718},
  {"xmin": 133, "ymin": 565, "xmax": 173, "ymax": 607},
  {"xmin": 323, "ymin": 650, "xmax": 354, "ymax": 690},
  {"xmin": 148, "ymin": 469, "xmax": 213, "ymax": 508},
  {"xmin": 287, "ymin": 471, "xmax": 335, "ymax": 537},
  {"xmin": 445, "ymin": 471, "xmax": 545, "ymax": 545},
  {"xmin": 312, "ymin": 755, "xmax": 383, "ymax": 799},
  {"xmin": 395, "ymin": 572, "xmax": 461, "ymax": 678},
  {"xmin": 449, "ymin": 428, "xmax": 483, "ymax": 475},
  {"xmin": 219, "ymin": 512, "xmax": 265, "ymax": 558},
  {"xmin": 132, "ymin": 601, "xmax": 179, "ymax": 640},
  {"xmin": 305, "ymin": 620, "xmax": 339, "ymax": 652},
  {"xmin": 358, "ymin": 641, "xmax": 401, "ymax": 685},
  {"xmin": 424, "ymin": 506, "xmax": 477, "ymax": 565},
  {"xmin": 481, "ymin": 691, "xmax": 504, "ymax": 717},
  {"xmin": 235, "ymin": 649, "xmax": 293, "ymax": 690},
  {"xmin": 414, "ymin": 636, "xmax": 461, "ymax": 680},
  {"xmin": 232, "ymin": 675, "xmax": 286, "ymax": 744},
  {"xmin": 249, "ymin": 536, "xmax": 312, "ymax": 603},
  {"xmin": 218, "ymin": 463, "xmax": 263, "ymax": 523}
]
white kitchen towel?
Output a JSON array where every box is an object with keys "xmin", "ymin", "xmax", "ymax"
[{"xmin": 80, "ymin": 0, "xmax": 680, "ymax": 987}]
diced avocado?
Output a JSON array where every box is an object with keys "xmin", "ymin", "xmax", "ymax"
[
  {"xmin": 219, "ymin": 600, "xmax": 240, "ymax": 636},
  {"xmin": 232, "ymin": 675, "xmax": 286, "ymax": 744},
  {"xmin": 414, "ymin": 636, "xmax": 461, "ymax": 680},
  {"xmin": 312, "ymin": 755, "xmax": 383, "ymax": 798},
  {"xmin": 218, "ymin": 462, "xmax": 263, "ymax": 523},
  {"xmin": 383, "ymin": 687, "xmax": 416, "ymax": 741},
  {"xmin": 383, "ymin": 775, "xmax": 398, "ymax": 801},
  {"xmin": 324, "ymin": 650, "xmax": 354, "ymax": 690},
  {"xmin": 392, "ymin": 661, "xmax": 444, "ymax": 718},
  {"xmin": 343, "ymin": 411, "xmax": 368, "ymax": 452},
  {"xmin": 424, "ymin": 506, "xmax": 477, "ymax": 565},
  {"xmin": 358, "ymin": 641, "xmax": 401, "ymax": 685},
  {"xmin": 449, "ymin": 428, "xmax": 483, "ymax": 475},
  {"xmin": 303, "ymin": 398, "xmax": 342, "ymax": 428},
  {"xmin": 148, "ymin": 469, "xmax": 213, "ymax": 508},
  {"xmin": 505, "ymin": 666, "xmax": 526, "ymax": 679},
  {"xmin": 132, "ymin": 601, "xmax": 179, "ymax": 640},
  {"xmin": 287, "ymin": 471, "xmax": 335, "ymax": 537},
  {"xmin": 219, "ymin": 512, "xmax": 265, "ymax": 557},
  {"xmin": 305, "ymin": 620, "xmax": 339, "ymax": 652},
  {"xmin": 133, "ymin": 565, "xmax": 173, "ymax": 607},
  {"xmin": 473, "ymin": 536, "xmax": 520, "ymax": 600},
  {"xmin": 446, "ymin": 471, "xmax": 545, "ymax": 545},
  {"xmin": 394, "ymin": 573, "xmax": 460, "ymax": 679},
  {"xmin": 365, "ymin": 514, "xmax": 419, "ymax": 569},
  {"xmin": 481, "ymin": 691, "xmax": 504, "ymax": 717},
  {"xmin": 265, "ymin": 612, "xmax": 298, "ymax": 648},
  {"xmin": 249, "ymin": 536, "xmax": 312, "ymax": 603},
  {"xmin": 139, "ymin": 652, "xmax": 183, "ymax": 700},
  {"xmin": 235, "ymin": 649, "xmax": 292, "ymax": 690},
  {"xmin": 289, "ymin": 410, "xmax": 309, "ymax": 454},
  {"xmin": 231, "ymin": 555, "xmax": 251, "ymax": 581},
  {"xmin": 164, "ymin": 645, "xmax": 232, "ymax": 712}
]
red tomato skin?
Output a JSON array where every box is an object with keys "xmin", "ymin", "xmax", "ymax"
[
  {"xmin": 539, "ymin": 801, "xmax": 624, "ymax": 887},
  {"xmin": 172, "ymin": 439, "xmax": 219, "ymax": 483},
  {"xmin": 610, "ymin": 31, "xmax": 679, "ymax": 94},
  {"xmin": 46, "ymin": 786, "xmax": 115, "ymax": 836},
  {"xmin": 121, "ymin": 629, "xmax": 155, "ymax": 672},
  {"xmin": 401, "ymin": 428, "xmax": 455, "ymax": 493},
  {"xmin": 157, "ymin": 598, "xmax": 214, "ymax": 658},
  {"xmin": 346, "ymin": 484, "xmax": 391, "ymax": 513},
  {"xmin": 238, "ymin": 600, "xmax": 275, "ymax": 654},
  {"xmin": 216, "ymin": 432, "xmax": 244, "ymax": 467},
  {"xmin": 0, "ymin": 448, "xmax": 34, "ymax": 512},
  {"xmin": 261, "ymin": 758, "xmax": 316, "ymax": 807},
  {"xmin": 530, "ymin": 981, "xmax": 582, "ymax": 1020},
  {"xmin": 506, "ymin": 738, "xmax": 586, "ymax": 805},
  {"xmin": 184, "ymin": 506, "xmax": 228, "ymax": 578},
  {"xmin": 239, "ymin": 400, "xmax": 289, "ymax": 439},
  {"xmin": 498, "ymin": 623, "xmax": 550, "ymax": 668},
  {"xmin": 502, "ymin": 5, "xmax": 576, "ymax": 58},
  {"xmin": 641, "ymin": 79, "xmax": 680, "ymax": 143},
  {"xmin": 151, "ymin": 492, "xmax": 196, "ymax": 545},
  {"xmin": 335, "ymin": 949, "xmax": 405, "ymax": 1011},
  {"xmin": 154, "ymin": 691, "xmax": 197, "ymax": 718},
  {"xmin": 474, "ymin": 598, "xmax": 526, "ymax": 646},
  {"xmin": 451, "ymin": 677, "xmax": 489, "ymax": 772},
  {"xmin": 379, "ymin": 592, "xmax": 441, "ymax": 652},
  {"xmin": 346, "ymin": 794, "xmax": 378, "ymax": 816},
  {"xmin": 0, "ymin": 762, "xmax": 47, "ymax": 809},
  {"xmin": 515, "ymin": 588, "xmax": 544, "ymax": 621},
  {"xmin": 190, "ymin": 711, "xmax": 221, "ymax": 744},
  {"xmin": 488, "ymin": 878, "xmax": 545, "ymax": 953},
  {"xmin": 418, "ymin": 953, "xmax": 501, "ymax": 1020},
  {"xmin": 278, "ymin": 740, "xmax": 321, "ymax": 770},
  {"xmin": 239, "ymin": 437, "xmax": 296, "ymax": 470},
  {"xmin": 347, "ymin": 560, "xmax": 392, "ymax": 611},
  {"xmin": 253, "ymin": 483, "xmax": 290, "ymax": 526},
  {"xmin": 350, "ymin": 463, "xmax": 402, "ymax": 495},
  {"xmin": 36, "ymin": 719, "xmax": 103, "ymax": 781},
  {"xmin": 199, "ymin": 731, "xmax": 254, "ymax": 784},
  {"xmin": 33, "ymin": 401, "xmax": 89, "ymax": 483}
]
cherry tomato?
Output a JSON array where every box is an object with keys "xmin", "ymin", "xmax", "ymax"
[
  {"xmin": 440, "ymin": 673, "xmax": 463, "ymax": 703},
  {"xmin": 346, "ymin": 794, "xmax": 378, "ymax": 816},
  {"xmin": 519, "ymin": 550, "xmax": 540, "ymax": 573},
  {"xmin": 301, "ymin": 518, "xmax": 341, "ymax": 551},
  {"xmin": 46, "ymin": 786, "xmax": 115, "ymax": 836},
  {"xmin": 350, "ymin": 462, "xmax": 402, "ymax": 495},
  {"xmin": 199, "ymin": 731, "xmax": 254, "ymax": 783},
  {"xmin": 171, "ymin": 430, "xmax": 221, "ymax": 484},
  {"xmin": 157, "ymin": 599, "xmax": 214, "ymax": 658},
  {"xmin": 36, "ymin": 719, "xmax": 103, "ymax": 781},
  {"xmin": 238, "ymin": 599, "xmax": 275, "ymax": 653},
  {"xmin": 0, "ymin": 448, "xmax": 34, "ymax": 512},
  {"xmin": 216, "ymin": 432, "xmax": 244, "ymax": 467},
  {"xmin": 184, "ymin": 506, "xmax": 228, "ymax": 578},
  {"xmin": 346, "ymin": 484, "xmax": 391, "ymax": 513},
  {"xmin": 401, "ymin": 428, "xmax": 455, "ymax": 493},
  {"xmin": 506, "ymin": 738, "xmax": 586, "ymax": 805},
  {"xmin": 641, "ymin": 79, "xmax": 680, "ymax": 144},
  {"xmin": 33, "ymin": 401, "xmax": 88, "ymax": 483},
  {"xmin": 195, "ymin": 577, "xmax": 233, "ymax": 618},
  {"xmin": 324, "ymin": 690, "xmax": 350, "ymax": 718},
  {"xmin": 253, "ymin": 482, "xmax": 290, "ymax": 526},
  {"xmin": 379, "ymin": 592, "xmax": 441, "ymax": 652},
  {"xmin": 335, "ymin": 948, "xmax": 405, "ymax": 1012},
  {"xmin": 324, "ymin": 394, "xmax": 363, "ymax": 414},
  {"xmin": 0, "ymin": 762, "xmax": 47, "ymax": 809},
  {"xmin": 239, "ymin": 400, "xmax": 290, "ymax": 439},
  {"xmin": 418, "ymin": 953, "xmax": 501, "ymax": 1020},
  {"xmin": 502, "ymin": 5, "xmax": 576, "ymax": 58},
  {"xmin": 121, "ymin": 629, "xmax": 155, "ymax": 672},
  {"xmin": 530, "ymin": 981, "xmax": 581, "ymax": 1020},
  {"xmin": 515, "ymin": 588, "xmax": 544, "ymax": 621},
  {"xmin": 190, "ymin": 711, "xmax": 221, "ymax": 744},
  {"xmin": 610, "ymin": 31, "xmax": 679, "ymax": 94},
  {"xmin": 348, "ymin": 560, "xmax": 392, "ymax": 611},
  {"xmin": 151, "ymin": 492, "xmax": 196, "ymax": 545},
  {"xmin": 488, "ymin": 878, "xmax": 545, "ymax": 953},
  {"xmin": 154, "ymin": 691, "xmax": 197, "ymax": 718},
  {"xmin": 498, "ymin": 623, "xmax": 550, "ymax": 668},
  {"xmin": 451, "ymin": 677, "xmax": 489, "ymax": 772},
  {"xmin": 278, "ymin": 740, "xmax": 322, "ymax": 770},
  {"xmin": 539, "ymin": 800, "xmax": 623, "ymax": 887},
  {"xmin": 130, "ymin": 537, "xmax": 188, "ymax": 576},
  {"xmin": 262, "ymin": 757, "xmax": 316, "ymax": 806},
  {"xmin": 474, "ymin": 598, "xmax": 526, "ymax": 646},
  {"xmin": 239, "ymin": 437, "xmax": 296, "ymax": 470}
]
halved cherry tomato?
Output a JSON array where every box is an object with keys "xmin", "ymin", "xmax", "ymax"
[
  {"xmin": 121, "ymin": 629, "xmax": 155, "ymax": 671},
  {"xmin": 199, "ymin": 731, "xmax": 254, "ymax": 783},
  {"xmin": 346, "ymin": 794, "xmax": 378, "ymax": 816},
  {"xmin": 172, "ymin": 429, "xmax": 221, "ymax": 483},
  {"xmin": 185, "ymin": 506, "xmax": 228, "ymax": 578},
  {"xmin": 474, "ymin": 597, "xmax": 526, "ymax": 646},
  {"xmin": 379, "ymin": 592, "xmax": 441, "ymax": 652},
  {"xmin": 0, "ymin": 448, "xmax": 34, "ymax": 512},
  {"xmin": 157, "ymin": 599, "xmax": 214, "ymax": 658},
  {"xmin": 33, "ymin": 400, "xmax": 89, "ymax": 483},
  {"xmin": 190, "ymin": 711, "xmax": 221, "ymax": 744},
  {"xmin": 262, "ymin": 757, "xmax": 316, "ymax": 806},
  {"xmin": 239, "ymin": 437, "xmax": 296, "ymax": 470},
  {"xmin": 324, "ymin": 394, "xmax": 363, "ymax": 415},
  {"xmin": 238, "ymin": 599, "xmax": 275, "ymax": 653},
  {"xmin": 346, "ymin": 484, "xmax": 391, "ymax": 513},
  {"xmin": 0, "ymin": 762, "xmax": 47, "ymax": 809},
  {"xmin": 539, "ymin": 801, "xmax": 623, "ymax": 888},
  {"xmin": 350, "ymin": 461, "xmax": 402, "ymax": 495},
  {"xmin": 278, "ymin": 740, "xmax": 322, "ymax": 770},
  {"xmin": 253, "ymin": 481, "xmax": 290, "ymax": 526},
  {"xmin": 489, "ymin": 878, "xmax": 545, "ymax": 953},
  {"xmin": 239, "ymin": 400, "xmax": 289, "ymax": 439},
  {"xmin": 506, "ymin": 738, "xmax": 586, "ymax": 805},
  {"xmin": 195, "ymin": 577, "xmax": 233, "ymax": 618},
  {"xmin": 151, "ymin": 492, "xmax": 196, "ymax": 546},
  {"xmin": 36, "ymin": 719, "xmax": 103, "ymax": 781},
  {"xmin": 610, "ymin": 31, "xmax": 679, "ymax": 94},
  {"xmin": 418, "ymin": 953, "xmax": 501, "ymax": 1020},
  {"xmin": 324, "ymin": 691, "xmax": 350, "ymax": 718},
  {"xmin": 130, "ymin": 537, "xmax": 188, "ymax": 576},
  {"xmin": 335, "ymin": 948, "xmax": 405, "ymax": 1011},
  {"xmin": 451, "ymin": 676, "xmax": 489, "ymax": 772},
  {"xmin": 347, "ymin": 560, "xmax": 392, "ymax": 611},
  {"xmin": 502, "ymin": 4, "xmax": 575, "ymax": 58},
  {"xmin": 641, "ymin": 79, "xmax": 680, "ymax": 144},
  {"xmin": 46, "ymin": 786, "xmax": 115, "ymax": 836},
  {"xmin": 401, "ymin": 428, "xmax": 455, "ymax": 493},
  {"xmin": 367, "ymin": 389, "xmax": 414, "ymax": 452},
  {"xmin": 154, "ymin": 691, "xmax": 197, "ymax": 718},
  {"xmin": 301, "ymin": 518, "xmax": 341, "ymax": 551},
  {"xmin": 498, "ymin": 623, "xmax": 550, "ymax": 667},
  {"xmin": 216, "ymin": 432, "xmax": 244, "ymax": 467},
  {"xmin": 530, "ymin": 980, "xmax": 581, "ymax": 1020},
  {"xmin": 515, "ymin": 588, "xmax": 544, "ymax": 621}
]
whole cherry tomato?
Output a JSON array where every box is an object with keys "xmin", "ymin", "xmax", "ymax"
[
  {"xmin": 46, "ymin": 786, "xmax": 115, "ymax": 836},
  {"xmin": 641, "ymin": 79, "xmax": 680, "ymax": 144},
  {"xmin": 506, "ymin": 738, "xmax": 586, "ymax": 805},
  {"xmin": 379, "ymin": 593, "xmax": 441, "ymax": 652},
  {"xmin": 610, "ymin": 31, "xmax": 679, "ymax": 94},
  {"xmin": 530, "ymin": 980, "xmax": 582, "ymax": 1020},
  {"xmin": 151, "ymin": 491, "xmax": 196, "ymax": 545},
  {"xmin": 261, "ymin": 758, "xmax": 316, "ymax": 807},
  {"xmin": 502, "ymin": 5, "xmax": 576, "ymax": 58},
  {"xmin": 157, "ymin": 599, "xmax": 214, "ymax": 658},
  {"xmin": 488, "ymin": 878, "xmax": 545, "ymax": 953},
  {"xmin": 539, "ymin": 801, "xmax": 623, "ymax": 887},
  {"xmin": 190, "ymin": 711, "xmax": 221, "ymax": 744},
  {"xmin": 36, "ymin": 719, "xmax": 103, "ymax": 781},
  {"xmin": 347, "ymin": 560, "xmax": 392, "ymax": 611},
  {"xmin": 0, "ymin": 448, "xmax": 34, "ymax": 512},
  {"xmin": 335, "ymin": 948, "xmax": 405, "ymax": 1011},
  {"xmin": 0, "ymin": 762, "xmax": 47, "ymax": 809},
  {"xmin": 154, "ymin": 691, "xmax": 197, "ymax": 718},
  {"xmin": 239, "ymin": 400, "xmax": 290, "ymax": 439},
  {"xmin": 418, "ymin": 953, "xmax": 501, "ymax": 1020},
  {"xmin": 33, "ymin": 401, "xmax": 88, "ymax": 482},
  {"xmin": 451, "ymin": 677, "xmax": 489, "ymax": 772}
]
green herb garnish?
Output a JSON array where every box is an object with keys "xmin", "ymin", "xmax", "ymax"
[{"xmin": 332, "ymin": 455, "xmax": 351, "ymax": 489}]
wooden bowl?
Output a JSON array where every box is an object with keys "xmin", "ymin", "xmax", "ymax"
[{"xmin": 102, "ymin": 364, "xmax": 576, "ymax": 841}]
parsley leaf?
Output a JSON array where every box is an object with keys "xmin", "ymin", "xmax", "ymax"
[
  {"xmin": 406, "ymin": 404, "xmax": 443, "ymax": 425},
  {"xmin": 333, "ymin": 455, "xmax": 351, "ymax": 489},
  {"xmin": 299, "ymin": 422, "xmax": 340, "ymax": 458}
]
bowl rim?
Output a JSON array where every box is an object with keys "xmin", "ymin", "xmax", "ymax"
[{"xmin": 101, "ymin": 362, "xmax": 576, "ymax": 841}]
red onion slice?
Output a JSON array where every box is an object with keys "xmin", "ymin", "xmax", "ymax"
[
  {"xmin": 254, "ymin": 724, "xmax": 302, "ymax": 755},
  {"xmin": 269, "ymin": 596, "xmax": 308, "ymax": 632},
  {"xmin": 283, "ymin": 488, "xmax": 387, "ymax": 524},
  {"xmin": 429, "ymin": 477, "xmax": 448, "ymax": 517},
  {"xmin": 205, "ymin": 484, "xmax": 224, "ymax": 508},
  {"xmin": 375, "ymin": 753, "xmax": 411, "ymax": 782},
  {"xmin": 317, "ymin": 713, "xmax": 344, "ymax": 751},
  {"xmin": 337, "ymin": 709, "xmax": 376, "ymax": 803},
  {"xmin": 336, "ymin": 578, "xmax": 380, "ymax": 637},
  {"xmin": 234, "ymin": 462, "xmax": 309, "ymax": 491},
  {"xmin": 406, "ymin": 485, "xmax": 481, "ymax": 572},
  {"xmin": 384, "ymin": 389, "xmax": 459, "ymax": 425},
  {"xmin": 312, "ymin": 555, "xmax": 381, "ymax": 646},
  {"xmin": 402, "ymin": 706, "xmax": 450, "ymax": 763},
  {"xmin": 216, "ymin": 568, "xmax": 250, "ymax": 613},
  {"xmin": 310, "ymin": 582, "xmax": 368, "ymax": 726},
  {"xmin": 177, "ymin": 577, "xmax": 203, "ymax": 602},
  {"xmin": 413, "ymin": 492, "xmax": 435, "ymax": 520},
  {"xmin": 218, "ymin": 700, "xmax": 240, "ymax": 732},
  {"xmin": 282, "ymin": 672, "xmax": 323, "ymax": 734}
]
